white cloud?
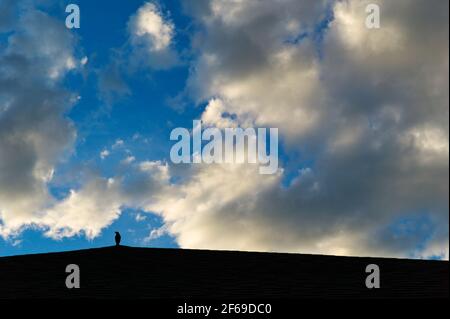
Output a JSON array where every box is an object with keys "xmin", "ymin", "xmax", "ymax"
[
  {"xmin": 112, "ymin": 139, "xmax": 125, "ymax": 149},
  {"xmin": 121, "ymin": 156, "xmax": 136, "ymax": 165},
  {"xmin": 100, "ymin": 149, "xmax": 110, "ymax": 159},
  {"xmin": 128, "ymin": 2, "xmax": 178, "ymax": 69},
  {"xmin": 135, "ymin": 213, "xmax": 147, "ymax": 222},
  {"xmin": 130, "ymin": 2, "xmax": 173, "ymax": 51},
  {"xmin": 42, "ymin": 177, "xmax": 123, "ymax": 239},
  {"xmin": 144, "ymin": 225, "xmax": 168, "ymax": 242},
  {"xmin": 80, "ymin": 56, "xmax": 88, "ymax": 65}
]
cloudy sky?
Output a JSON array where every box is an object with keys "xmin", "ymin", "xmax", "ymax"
[{"xmin": 0, "ymin": 0, "xmax": 448, "ymax": 259}]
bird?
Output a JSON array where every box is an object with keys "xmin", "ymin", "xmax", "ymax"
[{"xmin": 114, "ymin": 231, "xmax": 121, "ymax": 246}]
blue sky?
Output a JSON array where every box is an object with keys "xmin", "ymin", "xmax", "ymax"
[{"xmin": 0, "ymin": 0, "xmax": 448, "ymax": 259}]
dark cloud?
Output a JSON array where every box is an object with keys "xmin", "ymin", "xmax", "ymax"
[
  {"xmin": 0, "ymin": 8, "xmax": 79, "ymax": 237},
  {"xmin": 143, "ymin": 0, "xmax": 449, "ymax": 258}
]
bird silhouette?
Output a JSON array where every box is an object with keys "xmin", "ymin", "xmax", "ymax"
[{"xmin": 114, "ymin": 231, "xmax": 121, "ymax": 246}]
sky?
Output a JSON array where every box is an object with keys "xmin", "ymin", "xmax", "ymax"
[{"xmin": 0, "ymin": 0, "xmax": 448, "ymax": 259}]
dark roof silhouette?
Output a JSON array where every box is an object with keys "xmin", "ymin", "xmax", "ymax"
[{"xmin": 0, "ymin": 246, "xmax": 447, "ymax": 298}]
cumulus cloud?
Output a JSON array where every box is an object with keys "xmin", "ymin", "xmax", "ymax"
[
  {"xmin": 7, "ymin": 10, "xmax": 80, "ymax": 80},
  {"xmin": 0, "ymin": 7, "xmax": 127, "ymax": 241},
  {"xmin": 142, "ymin": 0, "xmax": 448, "ymax": 258},
  {"xmin": 41, "ymin": 177, "xmax": 123, "ymax": 239},
  {"xmin": 100, "ymin": 149, "xmax": 110, "ymax": 159},
  {"xmin": 0, "ymin": 9, "xmax": 80, "ymax": 238},
  {"xmin": 130, "ymin": 2, "xmax": 173, "ymax": 51},
  {"xmin": 185, "ymin": 0, "xmax": 330, "ymax": 144},
  {"xmin": 128, "ymin": 2, "xmax": 178, "ymax": 69}
]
